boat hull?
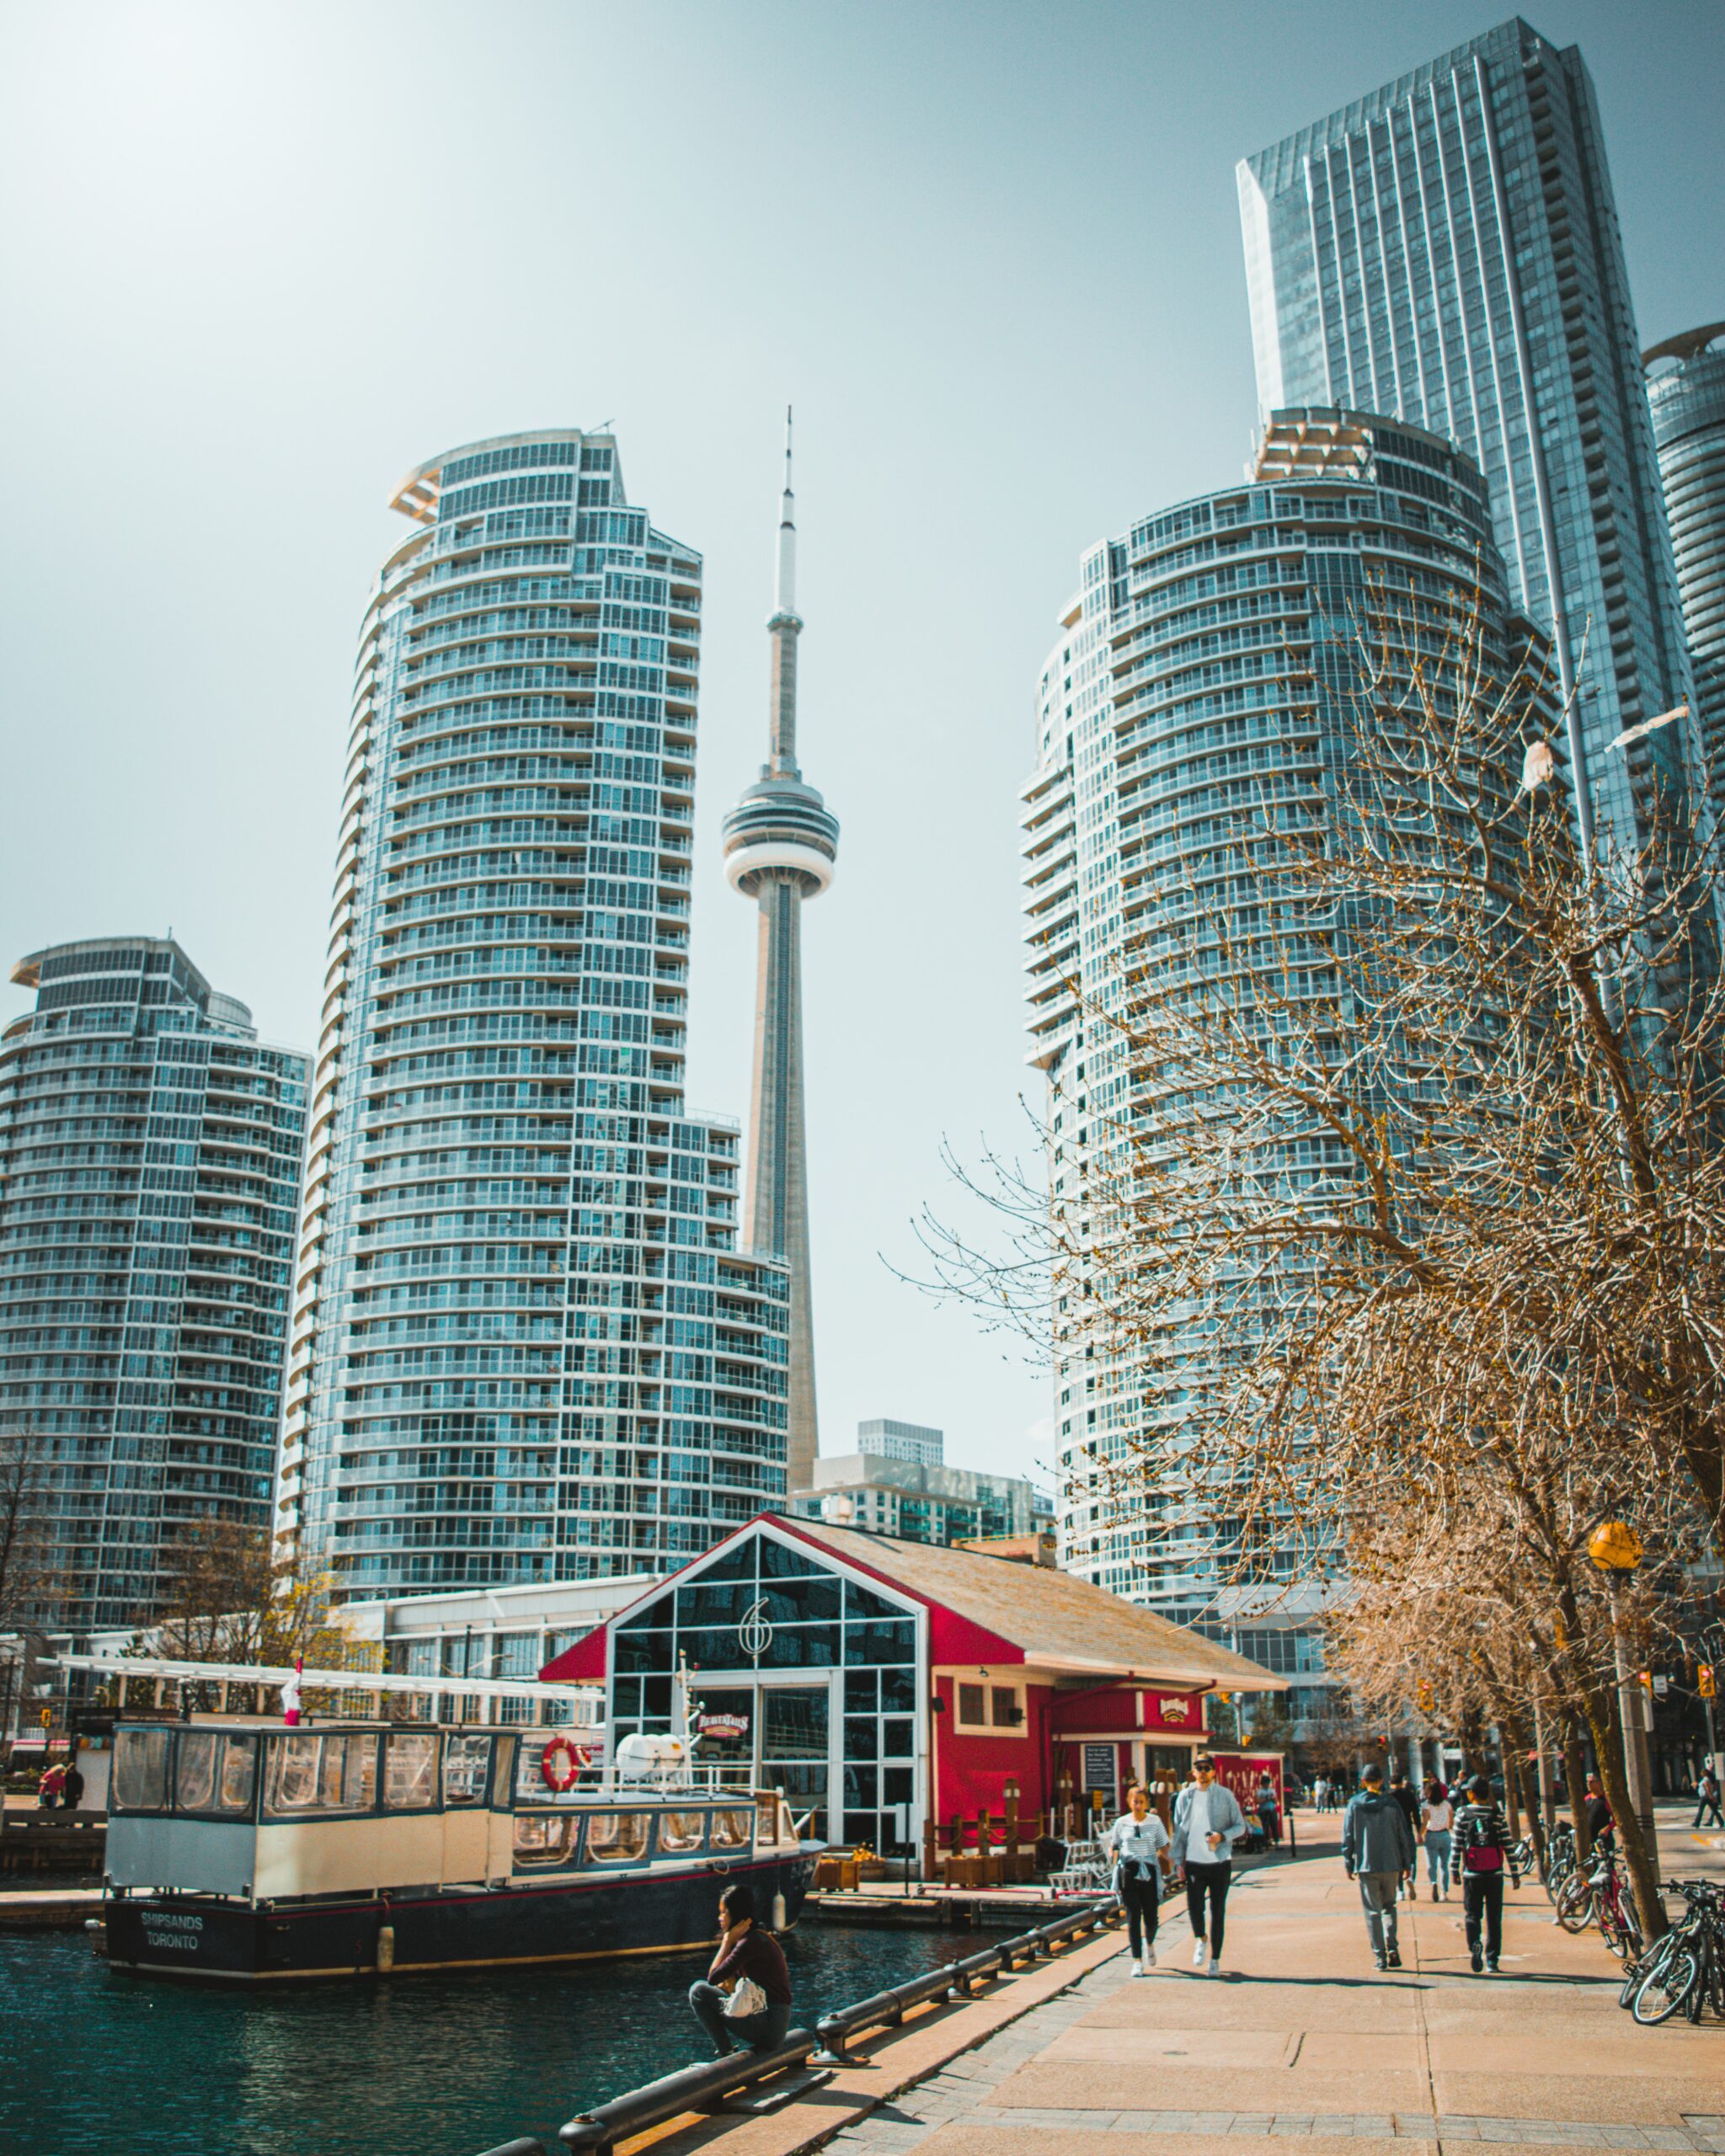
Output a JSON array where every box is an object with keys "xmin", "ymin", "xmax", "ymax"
[{"xmin": 104, "ymin": 1850, "xmax": 816, "ymax": 1982}]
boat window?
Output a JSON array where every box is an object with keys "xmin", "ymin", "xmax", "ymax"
[
  {"xmin": 112, "ymin": 1728, "xmax": 171, "ymax": 1813},
  {"xmin": 176, "ymin": 1730, "xmax": 219, "ymax": 1812},
  {"xmin": 658, "ymin": 1809, "xmax": 706, "ymax": 1853},
  {"xmin": 515, "ymin": 1732, "xmax": 598, "ymax": 1802},
  {"xmin": 443, "ymin": 1732, "xmax": 491, "ymax": 1807},
  {"xmin": 384, "ymin": 1732, "xmax": 439, "ymax": 1810},
  {"xmin": 322, "ymin": 1733, "xmax": 378, "ymax": 1811},
  {"xmin": 585, "ymin": 1812, "xmax": 650, "ymax": 1863},
  {"xmin": 513, "ymin": 1812, "xmax": 579, "ymax": 1867},
  {"xmin": 756, "ymin": 1796, "xmax": 779, "ymax": 1846},
  {"xmin": 713, "ymin": 1806, "xmax": 752, "ymax": 1850},
  {"xmin": 266, "ymin": 1732, "xmax": 324, "ymax": 1814},
  {"xmin": 218, "ymin": 1735, "xmax": 257, "ymax": 1813},
  {"xmin": 173, "ymin": 1731, "xmax": 258, "ymax": 1816},
  {"xmin": 265, "ymin": 1732, "xmax": 378, "ymax": 1817}
]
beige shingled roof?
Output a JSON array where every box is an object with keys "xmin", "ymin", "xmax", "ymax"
[{"xmin": 783, "ymin": 1516, "xmax": 1287, "ymax": 1693}]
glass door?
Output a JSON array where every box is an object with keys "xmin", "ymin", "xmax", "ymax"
[{"xmin": 756, "ymin": 1681, "xmax": 832, "ymax": 1842}]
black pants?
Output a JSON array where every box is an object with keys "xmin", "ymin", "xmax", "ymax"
[
  {"xmin": 1118, "ymin": 1868, "xmax": 1160, "ymax": 1958},
  {"xmin": 1693, "ymin": 1795, "xmax": 1723, "ymax": 1828},
  {"xmin": 1183, "ymin": 1860, "xmax": 1231, "ymax": 1959},
  {"xmin": 1462, "ymin": 1872, "xmax": 1503, "ymax": 1964}
]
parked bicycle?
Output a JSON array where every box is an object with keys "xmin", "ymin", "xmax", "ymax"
[
  {"xmin": 1555, "ymin": 1844, "xmax": 1642, "ymax": 1961},
  {"xmin": 1627, "ymin": 1878, "xmax": 1724, "ymax": 2025}
]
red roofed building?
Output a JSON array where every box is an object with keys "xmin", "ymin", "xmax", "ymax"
[{"xmin": 541, "ymin": 1512, "xmax": 1286, "ymax": 1855}]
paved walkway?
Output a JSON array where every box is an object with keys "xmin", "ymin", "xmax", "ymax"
[{"xmin": 809, "ymin": 1819, "xmax": 1723, "ymax": 2156}]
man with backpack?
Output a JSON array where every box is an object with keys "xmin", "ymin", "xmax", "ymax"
[
  {"xmin": 1342, "ymin": 1763, "xmax": 1416, "ymax": 1970},
  {"xmin": 1450, "ymin": 1774, "xmax": 1519, "ymax": 1973}
]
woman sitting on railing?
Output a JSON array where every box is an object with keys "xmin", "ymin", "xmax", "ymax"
[{"xmin": 688, "ymin": 1884, "xmax": 793, "ymax": 2059}]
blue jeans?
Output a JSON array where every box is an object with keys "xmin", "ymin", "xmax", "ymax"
[
  {"xmin": 689, "ymin": 1980, "xmax": 791, "ymax": 2057},
  {"xmin": 1424, "ymin": 1829, "xmax": 1451, "ymax": 1892}
]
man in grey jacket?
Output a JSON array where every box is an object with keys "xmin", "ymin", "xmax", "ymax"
[{"xmin": 1342, "ymin": 1764, "xmax": 1417, "ymax": 1970}]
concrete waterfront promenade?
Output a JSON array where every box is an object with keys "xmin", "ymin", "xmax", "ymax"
[{"xmin": 661, "ymin": 1810, "xmax": 1725, "ymax": 2156}]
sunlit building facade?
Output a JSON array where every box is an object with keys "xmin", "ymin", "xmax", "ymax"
[
  {"xmin": 279, "ymin": 430, "xmax": 790, "ymax": 1597},
  {"xmin": 0, "ymin": 937, "xmax": 307, "ymax": 1630},
  {"xmin": 1238, "ymin": 18, "xmax": 1699, "ymax": 864},
  {"xmin": 1020, "ymin": 408, "xmax": 1550, "ymax": 1716},
  {"xmin": 1646, "ymin": 325, "xmax": 1725, "ymax": 814}
]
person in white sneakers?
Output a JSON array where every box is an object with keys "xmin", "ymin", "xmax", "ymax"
[
  {"xmin": 1172, "ymin": 1753, "xmax": 1247, "ymax": 1976},
  {"xmin": 1106, "ymin": 1782, "xmax": 1171, "ymax": 1975}
]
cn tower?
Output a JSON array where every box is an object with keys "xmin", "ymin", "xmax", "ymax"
[{"xmin": 722, "ymin": 413, "xmax": 838, "ymax": 1492}]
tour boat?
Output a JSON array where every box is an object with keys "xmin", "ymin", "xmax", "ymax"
[{"xmin": 98, "ymin": 1717, "xmax": 818, "ymax": 1982}]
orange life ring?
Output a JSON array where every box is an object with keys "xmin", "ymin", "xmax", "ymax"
[{"xmin": 541, "ymin": 1735, "xmax": 590, "ymax": 1791}]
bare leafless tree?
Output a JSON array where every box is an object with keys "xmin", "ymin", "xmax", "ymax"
[{"xmin": 921, "ymin": 578, "xmax": 1723, "ymax": 1937}]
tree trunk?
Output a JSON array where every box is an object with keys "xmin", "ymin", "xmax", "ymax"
[
  {"xmin": 1563, "ymin": 1722, "xmax": 1592, "ymax": 1860},
  {"xmin": 1581, "ymin": 1687, "xmax": 1665, "ymax": 1942},
  {"xmin": 1503, "ymin": 1713, "xmax": 1546, "ymax": 1877}
]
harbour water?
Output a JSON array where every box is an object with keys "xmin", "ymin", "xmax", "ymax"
[{"xmin": 2, "ymin": 1919, "xmax": 988, "ymax": 2156}]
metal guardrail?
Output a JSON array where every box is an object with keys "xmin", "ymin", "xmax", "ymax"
[
  {"xmin": 557, "ymin": 2031, "xmax": 818, "ymax": 2153},
  {"xmin": 813, "ymin": 1896, "xmax": 1119, "ymax": 2063},
  {"xmin": 467, "ymin": 1895, "xmax": 1122, "ymax": 2154}
]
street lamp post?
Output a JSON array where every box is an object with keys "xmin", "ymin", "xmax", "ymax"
[{"xmin": 1589, "ymin": 1521, "xmax": 1658, "ymax": 1883}]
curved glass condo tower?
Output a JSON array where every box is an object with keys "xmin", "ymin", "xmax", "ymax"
[{"xmin": 279, "ymin": 432, "xmax": 790, "ymax": 1594}]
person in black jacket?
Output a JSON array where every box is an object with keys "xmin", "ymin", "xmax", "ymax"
[
  {"xmin": 688, "ymin": 1884, "xmax": 793, "ymax": 2057},
  {"xmin": 1450, "ymin": 1774, "xmax": 1518, "ymax": 1973}
]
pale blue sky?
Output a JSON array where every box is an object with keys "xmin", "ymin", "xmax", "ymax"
[{"xmin": 3, "ymin": 2, "xmax": 1720, "ymax": 1487}]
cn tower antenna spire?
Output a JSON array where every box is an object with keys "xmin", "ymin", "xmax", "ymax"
[
  {"xmin": 721, "ymin": 409, "xmax": 839, "ymax": 1494},
  {"xmin": 776, "ymin": 404, "xmax": 796, "ymax": 619}
]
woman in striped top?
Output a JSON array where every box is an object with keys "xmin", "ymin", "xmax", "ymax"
[{"xmin": 1449, "ymin": 1774, "xmax": 1518, "ymax": 1972}]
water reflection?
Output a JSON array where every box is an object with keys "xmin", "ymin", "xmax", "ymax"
[{"xmin": 2, "ymin": 1921, "xmax": 985, "ymax": 2156}]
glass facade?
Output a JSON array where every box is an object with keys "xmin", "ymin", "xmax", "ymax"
[
  {"xmin": 0, "ymin": 937, "xmax": 307, "ymax": 1629},
  {"xmin": 1646, "ymin": 327, "xmax": 1725, "ymax": 819},
  {"xmin": 1237, "ymin": 19, "xmax": 1698, "ymax": 866},
  {"xmin": 1021, "ymin": 409, "xmax": 1551, "ymax": 1670},
  {"xmin": 606, "ymin": 1521, "xmax": 922, "ymax": 1849},
  {"xmin": 279, "ymin": 430, "xmax": 791, "ymax": 1598}
]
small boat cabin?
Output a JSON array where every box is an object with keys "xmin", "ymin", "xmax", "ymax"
[{"xmin": 106, "ymin": 1718, "xmax": 802, "ymax": 1905}]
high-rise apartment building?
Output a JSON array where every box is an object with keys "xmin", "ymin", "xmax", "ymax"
[
  {"xmin": 1646, "ymin": 325, "xmax": 1725, "ymax": 810},
  {"xmin": 1021, "ymin": 409, "xmax": 1548, "ymax": 1704},
  {"xmin": 278, "ymin": 430, "xmax": 791, "ymax": 1595},
  {"xmin": 722, "ymin": 419, "xmax": 837, "ymax": 1493},
  {"xmin": 0, "ymin": 937, "xmax": 307, "ymax": 1630},
  {"xmin": 1238, "ymin": 18, "xmax": 1697, "ymax": 865},
  {"xmin": 857, "ymin": 1417, "xmax": 943, "ymax": 1467}
]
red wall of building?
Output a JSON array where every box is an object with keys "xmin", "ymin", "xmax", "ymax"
[{"xmin": 932, "ymin": 1675, "xmax": 1054, "ymax": 1836}]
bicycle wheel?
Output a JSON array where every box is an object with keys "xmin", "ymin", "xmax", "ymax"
[
  {"xmin": 1621, "ymin": 1931, "xmax": 1673, "ymax": 2009},
  {"xmin": 1555, "ymin": 1875, "xmax": 1594, "ymax": 1933},
  {"xmin": 1631, "ymin": 1944, "xmax": 1700, "ymax": 2025}
]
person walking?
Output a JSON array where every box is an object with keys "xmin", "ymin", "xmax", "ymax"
[
  {"xmin": 1253, "ymin": 1772, "xmax": 1280, "ymax": 1848},
  {"xmin": 1342, "ymin": 1763, "xmax": 1416, "ymax": 1970},
  {"xmin": 1172, "ymin": 1753, "xmax": 1247, "ymax": 1977},
  {"xmin": 35, "ymin": 1758, "xmax": 65, "ymax": 1809},
  {"xmin": 60, "ymin": 1751, "xmax": 86, "ymax": 1811},
  {"xmin": 1422, "ymin": 1780, "xmax": 1453, "ymax": 1902},
  {"xmin": 688, "ymin": 1884, "xmax": 792, "ymax": 2057},
  {"xmin": 1691, "ymin": 1765, "xmax": 1723, "ymax": 1829},
  {"xmin": 1390, "ymin": 1773, "xmax": 1422, "ymax": 1899},
  {"xmin": 1107, "ymin": 1782, "xmax": 1171, "ymax": 1975},
  {"xmin": 1451, "ymin": 1774, "xmax": 1518, "ymax": 1974}
]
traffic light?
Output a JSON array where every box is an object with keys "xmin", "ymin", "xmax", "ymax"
[
  {"xmin": 1416, "ymin": 1678, "xmax": 1434, "ymax": 1714},
  {"xmin": 1701, "ymin": 1663, "xmax": 1717, "ymax": 1700},
  {"xmin": 1636, "ymin": 1669, "xmax": 1653, "ymax": 1696}
]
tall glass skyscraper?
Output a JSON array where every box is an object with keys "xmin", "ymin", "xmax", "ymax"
[
  {"xmin": 0, "ymin": 937, "xmax": 307, "ymax": 1630},
  {"xmin": 278, "ymin": 431, "xmax": 791, "ymax": 1596},
  {"xmin": 1646, "ymin": 326, "xmax": 1725, "ymax": 812},
  {"xmin": 1237, "ymin": 18, "xmax": 1697, "ymax": 864},
  {"xmin": 1021, "ymin": 409, "xmax": 1550, "ymax": 1705}
]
